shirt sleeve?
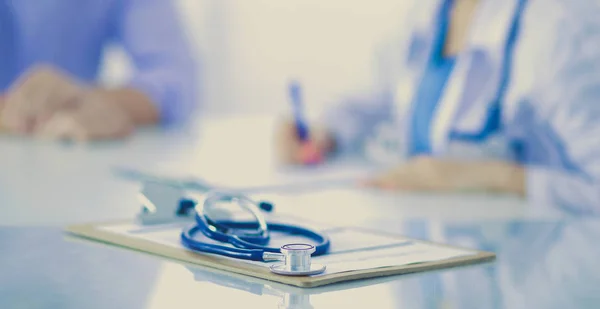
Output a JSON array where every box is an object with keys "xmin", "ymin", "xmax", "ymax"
[
  {"xmin": 320, "ymin": 90, "xmax": 395, "ymax": 156},
  {"xmin": 513, "ymin": 1, "xmax": 600, "ymax": 213},
  {"xmin": 319, "ymin": 6, "xmax": 417, "ymax": 156},
  {"xmin": 110, "ymin": 0, "xmax": 199, "ymax": 126}
]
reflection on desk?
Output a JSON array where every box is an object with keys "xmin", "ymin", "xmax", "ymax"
[
  {"xmin": 1, "ymin": 113, "xmax": 600, "ymax": 309},
  {"xmin": 1, "ymin": 218, "xmax": 599, "ymax": 308},
  {"xmin": 82, "ymin": 219, "xmax": 600, "ymax": 309},
  {"xmin": 0, "ymin": 227, "xmax": 162, "ymax": 309},
  {"xmin": 362, "ymin": 218, "xmax": 600, "ymax": 309}
]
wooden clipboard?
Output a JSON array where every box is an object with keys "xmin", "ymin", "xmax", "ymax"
[{"xmin": 65, "ymin": 220, "xmax": 496, "ymax": 288}]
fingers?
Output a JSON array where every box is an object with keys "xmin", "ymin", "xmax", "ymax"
[
  {"xmin": 29, "ymin": 90, "xmax": 134, "ymax": 143},
  {"xmin": 1, "ymin": 67, "xmax": 133, "ymax": 142},
  {"xmin": 34, "ymin": 111, "xmax": 89, "ymax": 142},
  {"xmin": 274, "ymin": 119, "xmax": 333, "ymax": 165},
  {"xmin": 298, "ymin": 141, "xmax": 324, "ymax": 164},
  {"xmin": 0, "ymin": 66, "xmax": 83, "ymax": 133},
  {"xmin": 274, "ymin": 119, "xmax": 304, "ymax": 164},
  {"xmin": 33, "ymin": 107, "xmax": 132, "ymax": 143}
]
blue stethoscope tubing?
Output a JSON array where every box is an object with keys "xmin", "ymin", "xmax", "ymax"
[{"xmin": 180, "ymin": 213, "xmax": 331, "ymax": 262}]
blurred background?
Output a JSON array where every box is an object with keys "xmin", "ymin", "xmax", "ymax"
[{"xmin": 99, "ymin": 0, "xmax": 407, "ymax": 118}]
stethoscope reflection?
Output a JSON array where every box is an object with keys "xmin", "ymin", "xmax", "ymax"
[
  {"xmin": 175, "ymin": 217, "xmax": 600, "ymax": 309},
  {"xmin": 182, "ymin": 264, "xmax": 422, "ymax": 309},
  {"xmin": 185, "ymin": 265, "xmax": 314, "ymax": 309}
]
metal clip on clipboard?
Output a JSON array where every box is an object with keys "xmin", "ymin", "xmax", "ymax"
[{"xmin": 136, "ymin": 181, "xmax": 198, "ymax": 225}]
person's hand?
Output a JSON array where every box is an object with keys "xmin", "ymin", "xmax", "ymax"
[
  {"xmin": 361, "ymin": 156, "xmax": 526, "ymax": 196},
  {"xmin": 274, "ymin": 118, "xmax": 336, "ymax": 165},
  {"xmin": 0, "ymin": 65, "xmax": 86, "ymax": 134},
  {"xmin": 32, "ymin": 89, "xmax": 134, "ymax": 142},
  {"xmin": 0, "ymin": 64, "xmax": 159, "ymax": 141}
]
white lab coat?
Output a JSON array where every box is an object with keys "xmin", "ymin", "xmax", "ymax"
[
  {"xmin": 322, "ymin": 0, "xmax": 600, "ymax": 211},
  {"xmin": 320, "ymin": 0, "xmax": 600, "ymax": 209}
]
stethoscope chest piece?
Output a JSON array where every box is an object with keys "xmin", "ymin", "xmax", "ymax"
[{"xmin": 269, "ymin": 244, "xmax": 326, "ymax": 276}]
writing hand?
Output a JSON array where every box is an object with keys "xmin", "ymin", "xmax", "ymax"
[{"xmin": 274, "ymin": 118, "xmax": 336, "ymax": 165}]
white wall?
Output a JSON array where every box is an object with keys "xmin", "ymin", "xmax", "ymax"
[{"xmin": 100, "ymin": 0, "xmax": 408, "ymax": 117}]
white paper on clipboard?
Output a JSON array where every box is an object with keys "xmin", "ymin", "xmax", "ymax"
[{"xmin": 98, "ymin": 218, "xmax": 479, "ymax": 275}]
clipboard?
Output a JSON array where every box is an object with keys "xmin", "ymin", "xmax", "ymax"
[{"xmin": 65, "ymin": 217, "xmax": 496, "ymax": 288}]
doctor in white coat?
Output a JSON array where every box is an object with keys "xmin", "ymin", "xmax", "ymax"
[{"xmin": 275, "ymin": 0, "xmax": 600, "ymax": 208}]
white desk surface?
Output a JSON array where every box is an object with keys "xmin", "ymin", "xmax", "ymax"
[
  {"xmin": 0, "ymin": 114, "xmax": 557, "ymax": 226},
  {"xmin": 1, "ymin": 114, "xmax": 597, "ymax": 309}
]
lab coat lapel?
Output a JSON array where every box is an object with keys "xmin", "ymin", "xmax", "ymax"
[
  {"xmin": 391, "ymin": 0, "xmax": 444, "ymax": 153},
  {"xmin": 366, "ymin": 0, "xmax": 443, "ymax": 165},
  {"xmin": 430, "ymin": 0, "xmax": 520, "ymax": 154}
]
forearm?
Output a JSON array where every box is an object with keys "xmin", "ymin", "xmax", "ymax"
[
  {"xmin": 452, "ymin": 160, "xmax": 526, "ymax": 196},
  {"xmin": 485, "ymin": 161, "xmax": 526, "ymax": 196}
]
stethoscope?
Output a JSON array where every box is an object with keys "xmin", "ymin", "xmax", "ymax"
[{"xmin": 180, "ymin": 191, "xmax": 330, "ymax": 276}]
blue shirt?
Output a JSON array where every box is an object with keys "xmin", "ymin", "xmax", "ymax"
[
  {"xmin": 408, "ymin": 0, "xmax": 524, "ymax": 156},
  {"xmin": 0, "ymin": 0, "xmax": 199, "ymax": 125},
  {"xmin": 322, "ymin": 0, "xmax": 600, "ymax": 211}
]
